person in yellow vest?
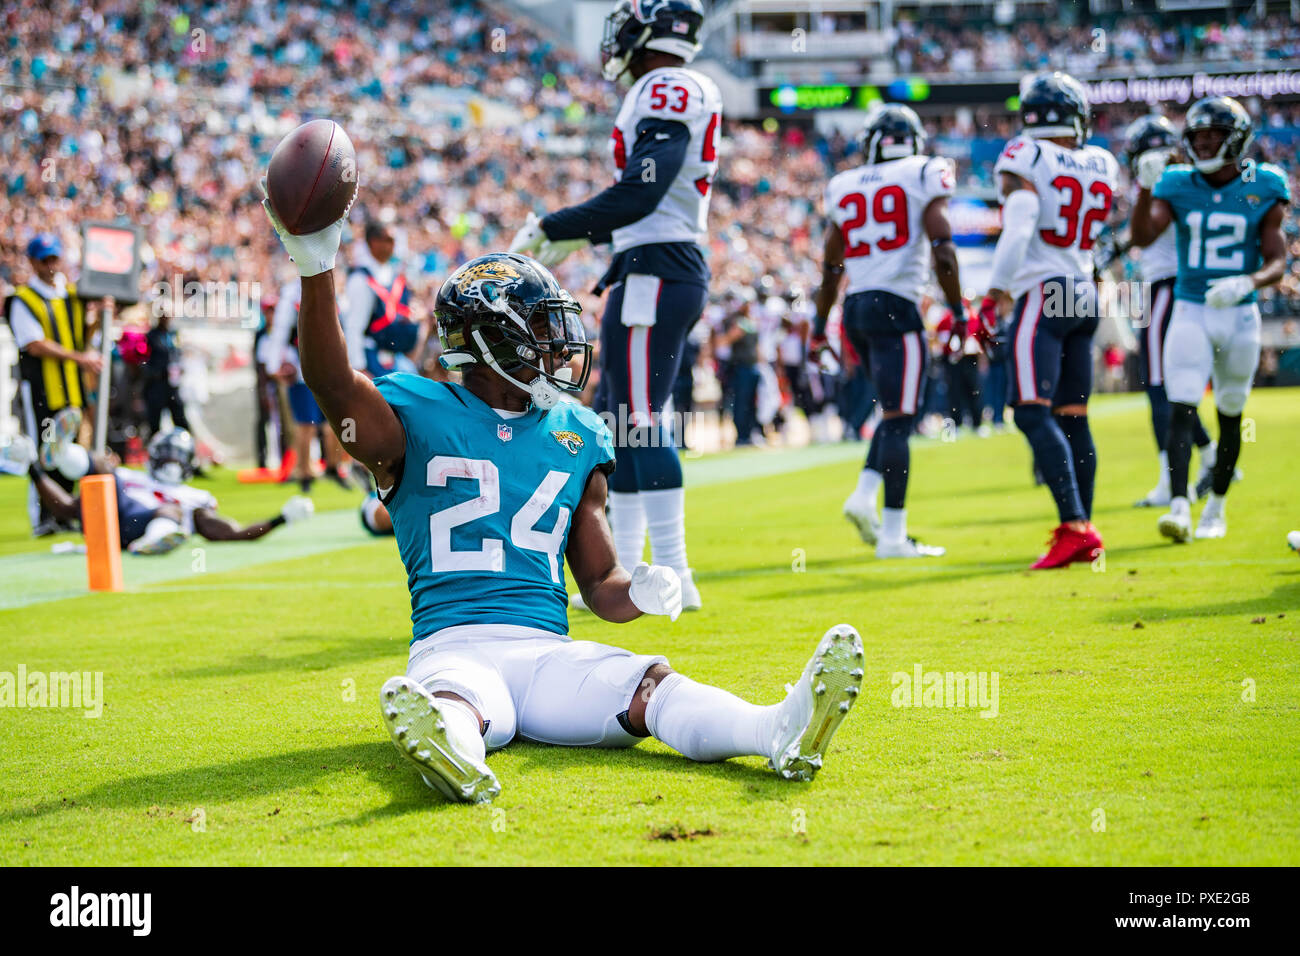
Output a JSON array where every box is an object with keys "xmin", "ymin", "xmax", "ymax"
[{"xmin": 5, "ymin": 234, "xmax": 104, "ymax": 534}]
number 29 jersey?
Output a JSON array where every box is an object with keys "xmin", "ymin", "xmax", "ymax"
[
  {"xmin": 824, "ymin": 154, "xmax": 956, "ymax": 305},
  {"xmin": 609, "ymin": 65, "xmax": 722, "ymax": 254},
  {"xmin": 1153, "ymin": 162, "xmax": 1290, "ymax": 305},
  {"xmin": 375, "ymin": 375, "xmax": 615, "ymax": 643},
  {"xmin": 994, "ymin": 135, "xmax": 1119, "ymax": 297}
]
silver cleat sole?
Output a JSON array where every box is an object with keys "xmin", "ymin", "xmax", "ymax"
[
  {"xmin": 773, "ymin": 624, "xmax": 865, "ymax": 782},
  {"xmin": 844, "ymin": 508, "xmax": 880, "ymax": 546},
  {"xmin": 1157, "ymin": 513, "xmax": 1191, "ymax": 543},
  {"xmin": 379, "ymin": 676, "xmax": 500, "ymax": 804}
]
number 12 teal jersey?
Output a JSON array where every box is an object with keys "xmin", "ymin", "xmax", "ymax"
[
  {"xmin": 375, "ymin": 375, "xmax": 615, "ymax": 643},
  {"xmin": 1153, "ymin": 162, "xmax": 1290, "ymax": 304}
]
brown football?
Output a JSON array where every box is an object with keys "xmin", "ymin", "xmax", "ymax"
[{"xmin": 265, "ymin": 119, "xmax": 358, "ymax": 235}]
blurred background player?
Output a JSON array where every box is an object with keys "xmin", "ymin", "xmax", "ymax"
[
  {"xmin": 142, "ymin": 303, "xmax": 191, "ymax": 438},
  {"xmin": 510, "ymin": 0, "xmax": 717, "ymax": 609},
  {"xmin": 25, "ymin": 426, "xmax": 312, "ymax": 555},
  {"xmin": 814, "ymin": 104, "xmax": 964, "ymax": 558},
  {"xmin": 1130, "ymin": 96, "xmax": 1290, "ymax": 542},
  {"xmin": 343, "ymin": 222, "xmax": 426, "ymax": 379},
  {"xmin": 1121, "ymin": 114, "xmax": 1215, "ymax": 508},
  {"xmin": 977, "ymin": 72, "xmax": 1117, "ymax": 569},
  {"xmin": 5, "ymin": 234, "xmax": 104, "ymax": 535}
]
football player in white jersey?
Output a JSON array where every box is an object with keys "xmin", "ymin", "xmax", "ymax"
[
  {"xmin": 974, "ymin": 72, "xmax": 1118, "ymax": 569},
  {"xmin": 510, "ymin": 0, "xmax": 720, "ymax": 610},
  {"xmin": 24, "ymin": 427, "xmax": 313, "ymax": 555},
  {"xmin": 1120, "ymin": 115, "xmax": 1216, "ymax": 508},
  {"xmin": 812, "ymin": 104, "xmax": 965, "ymax": 558}
]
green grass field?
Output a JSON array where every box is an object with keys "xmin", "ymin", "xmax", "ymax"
[{"xmin": 1, "ymin": 390, "xmax": 1297, "ymax": 865}]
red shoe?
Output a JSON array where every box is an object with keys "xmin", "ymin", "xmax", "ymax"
[{"xmin": 1030, "ymin": 523, "xmax": 1104, "ymax": 569}]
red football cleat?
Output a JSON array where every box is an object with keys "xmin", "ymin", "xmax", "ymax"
[{"xmin": 1030, "ymin": 523, "xmax": 1104, "ymax": 569}]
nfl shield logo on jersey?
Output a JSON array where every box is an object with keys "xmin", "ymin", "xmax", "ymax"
[{"xmin": 497, "ymin": 423, "xmax": 512, "ymax": 442}]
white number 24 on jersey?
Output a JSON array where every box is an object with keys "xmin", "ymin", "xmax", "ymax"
[{"xmin": 426, "ymin": 456, "xmax": 571, "ymax": 583}]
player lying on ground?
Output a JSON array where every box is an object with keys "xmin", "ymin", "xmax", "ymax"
[
  {"xmin": 974, "ymin": 72, "xmax": 1117, "ymax": 569},
  {"xmin": 812, "ymin": 103, "xmax": 966, "ymax": 559},
  {"xmin": 264, "ymin": 197, "xmax": 864, "ymax": 803},
  {"xmin": 1129, "ymin": 95, "xmax": 1289, "ymax": 543},
  {"xmin": 16, "ymin": 422, "xmax": 313, "ymax": 555}
]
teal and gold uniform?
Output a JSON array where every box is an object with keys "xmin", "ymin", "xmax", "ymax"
[
  {"xmin": 1153, "ymin": 162, "xmax": 1290, "ymax": 304},
  {"xmin": 376, "ymin": 374, "xmax": 615, "ymax": 643}
]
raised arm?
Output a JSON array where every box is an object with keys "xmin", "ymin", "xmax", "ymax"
[
  {"xmin": 262, "ymin": 194, "xmax": 407, "ymax": 488},
  {"xmin": 1129, "ymin": 150, "xmax": 1174, "ymax": 248}
]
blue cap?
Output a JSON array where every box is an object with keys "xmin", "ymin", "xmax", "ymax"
[{"xmin": 26, "ymin": 234, "xmax": 62, "ymax": 260}]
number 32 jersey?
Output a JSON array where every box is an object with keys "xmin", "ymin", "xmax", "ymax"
[
  {"xmin": 610, "ymin": 66, "xmax": 722, "ymax": 254},
  {"xmin": 376, "ymin": 375, "xmax": 615, "ymax": 643},
  {"xmin": 824, "ymin": 154, "xmax": 956, "ymax": 305},
  {"xmin": 994, "ymin": 135, "xmax": 1119, "ymax": 297},
  {"xmin": 1153, "ymin": 162, "xmax": 1290, "ymax": 305}
]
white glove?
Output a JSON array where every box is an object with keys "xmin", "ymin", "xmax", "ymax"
[
  {"xmin": 1205, "ymin": 274, "xmax": 1255, "ymax": 309},
  {"xmin": 535, "ymin": 237, "xmax": 590, "ymax": 268},
  {"xmin": 628, "ymin": 562, "xmax": 682, "ymax": 622},
  {"xmin": 281, "ymin": 495, "xmax": 315, "ymax": 524},
  {"xmin": 1135, "ymin": 148, "xmax": 1172, "ymax": 190},
  {"xmin": 508, "ymin": 211, "xmax": 548, "ymax": 256},
  {"xmin": 261, "ymin": 177, "xmax": 348, "ymax": 278}
]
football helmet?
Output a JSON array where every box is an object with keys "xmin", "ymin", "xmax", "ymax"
[
  {"xmin": 148, "ymin": 428, "xmax": 196, "ymax": 485},
  {"xmin": 1121, "ymin": 114, "xmax": 1178, "ymax": 171},
  {"xmin": 1181, "ymin": 96, "xmax": 1253, "ymax": 174},
  {"xmin": 1020, "ymin": 72, "xmax": 1090, "ymax": 146},
  {"xmin": 858, "ymin": 104, "xmax": 926, "ymax": 164},
  {"xmin": 435, "ymin": 253, "xmax": 591, "ymax": 410},
  {"xmin": 601, "ymin": 0, "xmax": 705, "ymax": 82}
]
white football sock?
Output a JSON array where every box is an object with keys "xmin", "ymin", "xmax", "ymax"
[
  {"xmin": 643, "ymin": 486, "xmax": 688, "ymax": 575},
  {"xmin": 1201, "ymin": 492, "xmax": 1226, "ymax": 519},
  {"xmin": 608, "ymin": 491, "xmax": 646, "ymax": 571},
  {"xmin": 1170, "ymin": 495, "xmax": 1191, "ymax": 518},
  {"xmin": 1155, "ymin": 451, "xmax": 1170, "ymax": 489},
  {"xmin": 645, "ymin": 672, "xmax": 776, "ymax": 762},
  {"xmin": 847, "ymin": 468, "xmax": 881, "ymax": 508},
  {"xmin": 434, "ymin": 696, "xmax": 487, "ymax": 762},
  {"xmin": 881, "ymin": 507, "xmax": 906, "ymax": 542},
  {"xmin": 1201, "ymin": 441, "xmax": 1218, "ymax": 470}
]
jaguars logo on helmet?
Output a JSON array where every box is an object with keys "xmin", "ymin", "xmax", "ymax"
[
  {"xmin": 859, "ymin": 104, "xmax": 927, "ymax": 164},
  {"xmin": 436, "ymin": 253, "xmax": 592, "ymax": 410},
  {"xmin": 1019, "ymin": 72, "xmax": 1090, "ymax": 147},
  {"xmin": 1122, "ymin": 114, "xmax": 1179, "ymax": 172},
  {"xmin": 601, "ymin": 0, "xmax": 705, "ymax": 82},
  {"xmin": 1181, "ymin": 96, "xmax": 1254, "ymax": 174}
]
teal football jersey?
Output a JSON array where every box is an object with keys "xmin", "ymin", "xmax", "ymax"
[
  {"xmin": 375, "ymin": 375, "xmax": 615, "ymax": 642},
  {"xmin": 1152, "ymin": 162, "xmax": 1290, "ymax": 304}
]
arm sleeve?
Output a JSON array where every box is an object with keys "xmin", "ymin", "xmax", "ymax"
[
  {"xmin": 342, "ymin": 272, "xmax": 373, "ymax": 371},
  {"xmin": 541, "ymin": 118, "xmax": 691, "ymax": 242},
  {"xmin": 988, "ymin": 189, "xmax": 1041, "ymax": 292},
  {"xmin": 8, "ymin": 299, "xmax": 45, "ymax": 350}
]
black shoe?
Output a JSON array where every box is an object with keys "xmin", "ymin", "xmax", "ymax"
[
  {"xmin": 299, "ymin": 476, "xmax": 315, "ymax": 494},
  {"xmin": 328, "ymin": 469, "xmax": 355, "ymax": 492}
]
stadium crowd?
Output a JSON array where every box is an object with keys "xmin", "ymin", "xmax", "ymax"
[{"xmin": 3, "ymin": 0, "xmax": 1300, "ymax": 457}]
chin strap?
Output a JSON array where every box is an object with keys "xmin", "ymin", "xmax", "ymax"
[{"xmin": 469, "ymin": 329, "xmax": 568, "ymax": 410}]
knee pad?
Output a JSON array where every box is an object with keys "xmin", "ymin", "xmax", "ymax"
[{"xmin": 1215, "ymin": 391, "xmax": 1248, "ymax": 417}]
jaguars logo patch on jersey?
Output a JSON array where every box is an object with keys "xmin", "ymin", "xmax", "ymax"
[{"xmin": 552, "ymin": 430, "xmax": 584, "ymax": 455}]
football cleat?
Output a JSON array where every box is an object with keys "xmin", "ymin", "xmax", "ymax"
[
  {"xmin": 876, "ymin": 536, "xmax": 945, "ymax": 559},
  {"xmin": 1287, "ymin": 530, "xmax": 1300, "ymax": 554},
  {"xmin": 679, "ymin": 568, "xmax": 702, "ymax": 611},
  {"xmin": 379, "ymin": 676, "xmax": 499, "ymax": 804},
  {"xmin": 127, "ymin": 517, "xmax": 187, "ymax": 555},
  {"xmin": 1, "ymin": 434, "xmax": 37, "ymax": 471},
  {"xmin": 843, "ymin": 499, "xmax": 881, "ymax": 546},
  {"xmin": 769, "ymin": 624, "xmax": 864, "ymax": 782},
  {"xmin": 1134, "ymin": 484, "xmax": 1171, "ymax": 508},
  {"xmin": 1157, "ymin": 500, "xmax": 1193, "ymax": 544},
  {"xmin": 1195, "ymin": 496, "xmax": 1227, "ymax": 539},
  {"xmin": 1030, "ymin": 523, "xmax": 1103, "ymax": 569}
]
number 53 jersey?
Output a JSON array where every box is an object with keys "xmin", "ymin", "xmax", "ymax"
[
  {"xmin": 376, "ymin": 375, "xmax": 615, "ymax": 643},
  {"xmin": 994, "ymin": 135, "xmax": 1119, "ymax": 297},
  {"xmin": 1154, "ymin": 162, "xmax": 1290, "ymax": 305},
  {"xmin": 824, "ymin": 154, "xmax": 956, "ymax": 305}
]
